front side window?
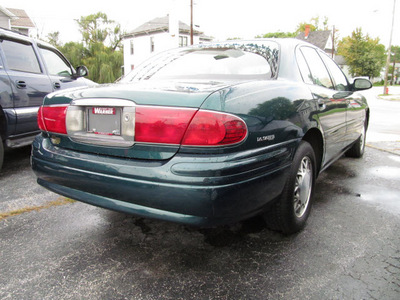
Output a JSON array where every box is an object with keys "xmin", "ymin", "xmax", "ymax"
[
  {"xmin": 300, "ymin": 47, "xmax": 333, "ymax": 89},
  {"xmin": 123, "ymin": 42, "xmax": 279, "ymax": 82},
  {"xmin": 39, "ymin": 47, "xmax": 72, "ymax": 76},
  {"xmin": 1, "ymin": 39, "xmax": 41, "ymax": 73}
]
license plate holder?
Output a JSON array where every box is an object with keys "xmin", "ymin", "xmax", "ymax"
[{"xmin": 87, "ymin": 107, "xmax": 121, "ymax": 136}]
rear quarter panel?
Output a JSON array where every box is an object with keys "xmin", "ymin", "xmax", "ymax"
[{"xmin": 199, "ymin": 80, "xmax": 317, "ymax": 153}]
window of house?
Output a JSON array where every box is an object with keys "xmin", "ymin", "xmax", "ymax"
[
  {"xmin": 179, "ymin": 36, "xmax": 188, "ymax": 47},
  {"xmin": 150, "ymin": 37, "xmax": 155, "ymax": 53},
  {"xmin": 130, "ymin": 40, "xmax": 134, "ymax": 55},
  {"xmin": 1, "ymin": 39, "xmax": 41, "ymax": 73}
]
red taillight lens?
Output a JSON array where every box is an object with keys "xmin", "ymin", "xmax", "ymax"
[
  {"xmin": 135, "ymin": 107, "xmax": 197, "ymax": 144},
  {"xmin": 182, "ymin": 111, "xmax": 247, "ymax": 146},
  {"xmin": 37, "ymin": 105, "xmax": 68, "ymax": 134}
]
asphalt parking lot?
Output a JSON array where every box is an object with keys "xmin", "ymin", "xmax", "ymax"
[{"xmin": 1, "ymin": 87, "xmax": 400, "ymax": 299}]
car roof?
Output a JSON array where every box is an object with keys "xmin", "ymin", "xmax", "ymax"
[{"xmin": 0, "ymin": 27, "xmax": 58, "ymax": 51}]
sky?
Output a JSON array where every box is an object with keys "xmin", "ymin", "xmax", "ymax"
[{"xmin": 3, "ymin": 0, "xmax": 400, "ymax": 48}]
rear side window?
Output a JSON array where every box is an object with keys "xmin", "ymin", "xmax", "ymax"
[
  {"xmin": 318, "ymin": 51, "xmax": 349, "ymax": 91},
  {"xmin": 39, "ymin": 47, "xmax": 73, "ymax": 76},
  {"xmin": 296, "ymin": 49, "xmax": 313, "ymax": 85},
  {"xmin": 300, "ymin": 47, "xmax": 333, "ymax": 89},
  {"xmin": 1, "ymin": 39, "xmax": 41, "ymax": 73}
]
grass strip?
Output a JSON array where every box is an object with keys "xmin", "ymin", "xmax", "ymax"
[{"xmin": 0, "ymin": 197, "xmax": 75, "ymax": 221}]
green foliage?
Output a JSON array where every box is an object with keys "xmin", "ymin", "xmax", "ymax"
[
  {"xmin": 47, "ymin": 31, "xmax": 62, "ymax": 48},
  {"xmin": 391, "ymin": 45, "xmax": 400, "ymax": 62},
  {"xmin": 255, "ymin": 32, "xmax": 296, "ymax": 38},
  {"xmin": 49, "ymin": 12, "xmax": 124, "ymax": 84},
  {"xmin": 295, "ymin": 16, "xmax": 329, "ymax": 34},
  {"xmin": 338, "ymin": 28, "xmax": 386, "ymax": 79},
  {"xmin": 59, "ymin": 42, "xmax": 86, "ymax": 68}
]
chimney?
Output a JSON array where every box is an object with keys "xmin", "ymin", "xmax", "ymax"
[
  {"xmin": 169, "ymin": 0, "xmax": 179, "ymax": 47},
  {"xmin": 305, "ymin": 24, "xmax": 310, "ymax": 39}
]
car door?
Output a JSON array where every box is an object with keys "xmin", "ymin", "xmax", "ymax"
[
  {"xmin": 297, "ymin": 46, "xmax": 348, "ymax": 165},
  {"xmin": 38, "ymin": 45, "xmax": 86, "ymax": 90},
  {"xmin": 0, "ymin": 38, "xmax": 53, "ymax": 135},
  {"xmin": 318, "ymin": 51, "xmax": 366, "ymax": 148}
]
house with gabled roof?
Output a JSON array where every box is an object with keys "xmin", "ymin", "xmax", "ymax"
[
  {"xmin": 123, "ymin": 15, "xmax": 213, "ymax": 75},
  {"xmin": 296, "ymin": 26, "xmax": 334, "ymax": 58},
  {"xmin": 0, "ymin": 6, "xmax": 35, "ymax": 36},
  {"xmin": 296, "ymin": 25, "xmax": 353, "ymax": 79}
]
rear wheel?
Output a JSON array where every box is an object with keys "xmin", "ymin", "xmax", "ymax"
[
  {"xmin": 345, "ymin": 122, "xmax": 366, "ymax": 158},
  {"xmin": 264, "ymin": 141, "xmax": 316, "ymax": 234}
]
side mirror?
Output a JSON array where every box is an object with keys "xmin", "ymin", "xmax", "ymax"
[
  {"xmin": 353, "ymin": 78, "xmax": 372, "ymax": 91},
  {"xmin": 73, "ymin": 66, "xmax": 89, "ymax": 78}
]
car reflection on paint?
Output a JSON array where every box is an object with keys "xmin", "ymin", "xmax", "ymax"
[{"xmin": 31, "ymin": 39, "xmax": 372, "ymax": 234}]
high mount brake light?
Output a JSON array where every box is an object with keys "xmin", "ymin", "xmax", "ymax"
[{"xmin": 38, "ymin": 105, "xmax": 68, "ymax": 134}]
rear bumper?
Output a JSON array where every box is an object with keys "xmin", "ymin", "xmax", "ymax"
[{"xmin": 32, "ymin": 134, "xmax": 296, "ymax": 226}]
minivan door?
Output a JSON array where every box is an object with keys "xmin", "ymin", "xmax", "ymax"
[
  {"xmin": 38, "ymin": 45, "xmax": 87, "ymax": 90},
  {"xmin": 0, "ymin": 38, "xmax": 53, "ymax": 135}
]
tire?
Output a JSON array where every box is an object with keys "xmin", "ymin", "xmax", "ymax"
[
  {"xmin": 345, "ymin": 122, "xmax": 366, "ymax": 158},
  {"xmin": 0, "ymin": 140, "xmax": 3, "ymax": 172},
  {"xmin": 264, "ymin": 141, "xmax": 316, "ymax": 234}
]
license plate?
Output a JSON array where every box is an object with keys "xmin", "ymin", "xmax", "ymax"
[{"xmin": 87, "ymin": 107, "xmax": 121, "ymax": 135}]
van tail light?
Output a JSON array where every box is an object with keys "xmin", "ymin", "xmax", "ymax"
[{"xmin": 38, "ymin": 105, "xmax": 68, "ymax": 134}]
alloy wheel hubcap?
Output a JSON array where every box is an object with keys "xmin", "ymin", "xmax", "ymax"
[{"xmin": 293, "ymin": 156, "xmax": 313, "ymax": 218}]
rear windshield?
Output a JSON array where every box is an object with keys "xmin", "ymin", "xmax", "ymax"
[{"xmin": 122, "ymin": 42, "xmax": 279, "ymax": 82}]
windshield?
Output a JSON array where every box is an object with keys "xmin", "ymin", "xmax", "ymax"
[{"xmin": 122, "ymin": 41, "xmax": 279, "ymax": 82}]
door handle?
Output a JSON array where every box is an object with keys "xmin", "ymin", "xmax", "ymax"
[
  {"xmin": 16, "ymin": 80, "xmax": 27, "ymax": 89},
  {"xmin": 53, "ymin": 82, "xmax": 61, "ymax": 89}
]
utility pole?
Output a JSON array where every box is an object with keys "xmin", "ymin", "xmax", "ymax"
[
  {"xmin": 384, "ymin": 0, "xmax": 396, "ymax": 95},
  {"xmin": 190, "ymin": 0, "xmax": 194, "ymax": 45},
  {"xmin": 331, "ymin": 25, "xmax": 335, "ymax": 59}
]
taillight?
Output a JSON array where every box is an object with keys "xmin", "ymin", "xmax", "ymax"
[
  {"xmin": 182, "ymin": 111, "xmax": 247, "ymax": 146},
  {"xmin": 134, "ymin": 107, "xmax": 247, "ymax": 146},
  {"xmin": 37, "ymin": 105, "xmax": 68, "ymax": 134},
  {"xmin": 135, "ymin": 107, "xmax": 197, "ymax": 144}
]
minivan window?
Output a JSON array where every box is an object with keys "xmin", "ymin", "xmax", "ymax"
[
  {"xmin": 1, "ymin": 39, "xmax": 41, "ymax": 73},
  {"xmin": 39, "ymin": 47, "xmax": 73, "ymax": 76}
]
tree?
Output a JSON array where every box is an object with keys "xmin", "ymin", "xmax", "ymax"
[
  {"xmin": 338, "ymin": 28, "xmax": 386, "ymax": 79},
  {"xmin": 295, "ymin": 16, "xmax": 329, "ymax": 34},
  {"xmin": 47, "ymin": 31, "xmax": 62, "ymax": 48},
  {"xmin": 76, "ymin": 12, "xmax": 123, "ymax": 51},
  {"xmin": 51, "ymin": 12, "xmax": 124, "ymax": 84},
  {"xmin": 255, "ymin": 32, "xmax": 296, "ymax": 38},
  {"xmin": 390, "ymin": 45, "xmax": 400, "ymax": 84}
]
